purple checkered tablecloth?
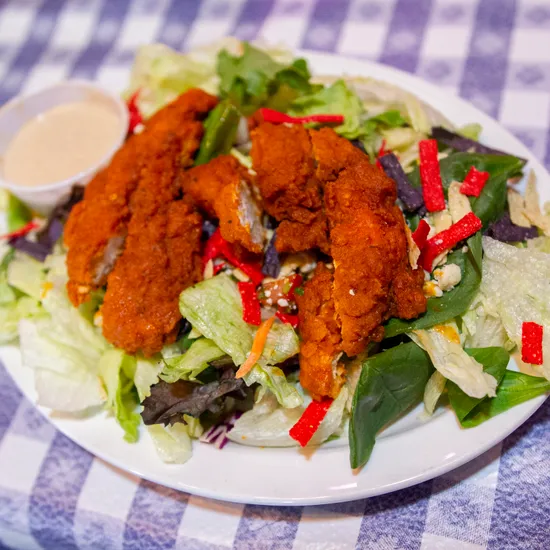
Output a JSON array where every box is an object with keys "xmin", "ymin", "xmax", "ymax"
[{"xmin": 1, "ymin": 1, "xmax": 550, "ymax": 548}]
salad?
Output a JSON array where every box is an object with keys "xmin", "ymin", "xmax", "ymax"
[{"xmin": 1, "ymin": 39, "xmax": 550, "ymax": 471}]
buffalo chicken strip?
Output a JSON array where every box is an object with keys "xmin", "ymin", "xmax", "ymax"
[
  {"xmin": 250, "ymin": 123, "xmax": 364, "ymax": 254},
  {"xmin": 181, "ymin": 155, "xmax": 265, "ymax": 253},
  {"xmin": 64, "ymin": 89, "xmax": 217, "ymax": 306},
  {"xmin": 298, "ymin": 161, "xmax": 427, "ymax": 399}
]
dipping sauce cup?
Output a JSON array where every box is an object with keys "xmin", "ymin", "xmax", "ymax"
[{"xmin": 0, "ymin": 81, "xmax": 128, "ymax": 214}]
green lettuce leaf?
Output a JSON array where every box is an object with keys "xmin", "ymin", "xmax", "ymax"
[
  {"xmin": 147, "ymin": 419, "xmax": 203, "ymax": 464},
  {"xmin": 98, "ymin": 349, "xmax": 141, "ymax": 443},
  {"xmin": 179, "ymin": 274, "xmax": 252, "ymax": 365},
  {"xmin": 134, "ymin": 356, "xmax": 164, "ymax": 403},
  {"xmin": 6, "ymin": 193, "xmax": 32, "ymax": 232},
  {"xmin": 160, "ymin": 338, "xmax": 226, "ymax": 384},
  {"xmin": 7, "ymin": 252, "xmax": 45, "ymax": 300},
  {"xmin": 289, "ymin": 79, "xmax": 365, "ymax": 139},
  {"xmin": 217, "ymin": 42, "xmax": 315, "ymax": 115}
]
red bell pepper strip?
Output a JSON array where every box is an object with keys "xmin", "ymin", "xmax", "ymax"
[
  {"xmin": 419, "ymin": 139, "xmax": 446, "ymax": 212},
  {"xmin": 419, "ymin": 212, "xmax": 482, "ymax": 271},
  {"xmin": 203, "ymin": 229, "xmax": 264, "ymax": 286},
  {"xmin": 238, "ymin": 281, "xmax": 262, "ymax": 326},
  {"xmin": 126, "ymin": 90, "xmax": 143, "ymax": 134},
  {"xmin": 259, "ymin": 108, "xmax": 344, "ymax": 125},
  {"xmin": 276, "ymin": 310, "xmax": 299, "ymax": 329},
  {"xmin": 460, "ymin": 166, "xmax": 490, "ymax": 197},
  {"xmin": 412, "ymin": 219, "xmax": 430, "ymax": 249},
  {"xmin": 1, "ymin": 220, "xmax": 39, "ymax": 240},
  {"xmin": 289, "ymin": 398, "xmax": 334, "ymax": 447},
  {"xmin": 522, "ymin": 322, "xmax": 543, "ymax": 365}
]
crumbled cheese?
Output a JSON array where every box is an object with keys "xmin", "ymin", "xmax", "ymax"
[
  {"xmin": 448, "ymin": 181, "xmax": 472, "ymax": 223},
  {"xmin": 232, "ymin": 268, "xmax": 250, "ymax": 282},
  {"xmin": 424, "ymin": 270, "xmax": 431, "ymax": 281},
  {"xmin": 433, "ymin": 263, "xmax": 462, "ymax": 291},
  {"xmin": 266, "ymin": 298, "xmax": 273, "ymax": 305},
  {"xmin": 462, "ymin": 246, "xmax": 469, "ymax": 253},
  {"xmin": 264, "ymin": 290, "xmax": 271, "ymax": 297},
  {"xmin": 93, "ymin": 311, "xmax": 103, "ymax": 328},
  {"xmin": 203, "ymin": 259, "xmax": 214, "ymax": 280},
  {"xmin": 277, "ymin": 298, "xmax": 289, "ymax": 307},
  {"xmin": 349, "ymin": 289, "xmax": 356, "ymax": 296},
  {"xmin": 280, "ymin": 252, "xmax": 317, "ymax": 277},
  {"xmin": 423, "ymin": 280, "xmax": 443, "ymax": 298}
]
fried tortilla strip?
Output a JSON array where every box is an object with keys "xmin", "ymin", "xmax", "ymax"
[
  {"xmin": 325, "ymin": 161, "xmax": 426, "ymax": 357},
  {"xmin": 296, "ymin": 264, "xmax": 345, "ymax": 400},
  {"xmin": 181, "ymin": 155, "xmax": 265, "ymax": 253},
  {"xmin": 64, "ymin": 89, "xmax": 217, "ymax": 306}
]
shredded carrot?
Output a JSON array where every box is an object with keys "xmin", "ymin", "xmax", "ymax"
[{"xmin": 235, "ymin": 316, "xmax": 276, "ymax": 379}]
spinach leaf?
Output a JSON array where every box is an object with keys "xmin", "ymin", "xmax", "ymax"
[
  {"xmin": 409, "ymin": 153, "xmax": 525, "ymax": 225},
  {"xmin": 384, "ymin": 232, "xmax": 482, "ymax": 338},
  {"xmin": 459, "ymin": 371, "xmax": 550, "ymax": 428},
  {"xmin": 447, "ymin": 347, "xmax": 510, "ymax": 422},
  {"xmin": 349, "ymin": 342, "xmax": 433, "ymax": 469},
  {"xmin": 367, "ymin": 110, "xmax": 407, "ymax": 128}
]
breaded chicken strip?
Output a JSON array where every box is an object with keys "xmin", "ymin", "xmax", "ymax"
[
  {"xmin": 250, "ymin": 124, "xmax": 367, "ymax": 254},
  {"xmin": 181, "ymin": 155, "xmax": 265, "ymax": 253},
  {"xmin": 101, "ymin": 200, "xmax": 202, "ymax": 355},
  {"xmin": 325, "ymin": 161, "xmax": 427, "ymax": 356},
  {"xmin": 64, "ymin": 89, "xmax": 217, "ymax": 306},
  {"xmin": 250, "ymin": 123, "xmax": 328, "ymax": 253},
  {"xmin": 296, "ymin": 264, "xmax": 344, "ymax": 400}
]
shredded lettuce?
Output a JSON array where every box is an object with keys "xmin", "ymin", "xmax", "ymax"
[
  {"xmin": 125, "ymin": 42, "xmax": 221, "ymax": 117},
  {"xmin": 411, "ymin": 326, "xmax": 498, "ymax": 399},
  {"xmin": 18, "ymin": 252, "xmax": 106, "ymax": 412},
  {"xmin": 134, "ymin": 356, "xmax": 164, "ymax": 403},
  {"xmin": 481, "ymin": 237, "xmax": 550, "ymax": 379},
  {"xmin": 98, "ymin": 350, "xmax": 141, "ymax": 443},
  {"xmin": 160, "ymin": 338, "xmax": 226, "ymax": 384},
  {"xmin": 7, "ymin": 253, "xmax": 45, "ymax": 300},
  {"xmin": 179, "ymin": 274, "xmax": 252, "ymax": 365},
  {"xmin": 147, "ymin": 423, "xmax": 193, "ymax": 464},
  {"xmin": 423, "ymin": 371, "xmax": 446, "ymax": 415},
  {"xmin": 228, "ymin": 383, "xmax": 348, "ymax": 447}
]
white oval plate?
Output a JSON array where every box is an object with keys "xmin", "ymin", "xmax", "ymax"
[{"xmin": 1, "ymin": 51, "xmax": 548, "ymax": 506}]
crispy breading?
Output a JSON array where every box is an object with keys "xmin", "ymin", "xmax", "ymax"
[
  {"xmin": 250, "ymin": 123, "xmax": 329, "ymax": 253},
  {"xmin": 296, "ymin": 264, "xmax": 344, "ymax": 400},
  {"xmin": 308, "ymin": 127, "xmax": 366, "ymax": 182},
  {"xmin": 181, "ymin": 155, "xmax": 265, "ymax": 253},
  {"xmin": 101, "ymin": 200, "xmax": 202, "ymax": 356},
  {"xmin": 325, "ymin": 161, "xmax": 426, "ymax": 356},
  {"xmin": 250, "ymin": 124, "xmax": 368, "ymax": 254},
  {"xmin": 64, "ymin": 89, "xmax": 217, "ymax": 306}
]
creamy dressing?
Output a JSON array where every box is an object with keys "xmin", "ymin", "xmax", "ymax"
[{"xmin": 3, "ymin": 100, "xmax": 121, "ymax": 187}]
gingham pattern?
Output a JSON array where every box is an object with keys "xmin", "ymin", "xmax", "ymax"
[{"xmin": 1, "ymin": 0, "xmax": 550, "ymax": 548}]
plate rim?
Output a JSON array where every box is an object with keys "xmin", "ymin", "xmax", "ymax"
[{"xmin": 2, "ymin": 49, "xmax": 549, "ymax": 506}]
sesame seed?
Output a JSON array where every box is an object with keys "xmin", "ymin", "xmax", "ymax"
[
  {"xmin": 349, "ymin": 289, "xmax": 355, "ymax": 296},
  {"xmin": 266, "ymin": 298, "xmax": 273, "ymax": 305}
]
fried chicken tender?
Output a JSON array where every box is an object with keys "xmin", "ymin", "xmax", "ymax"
[
  {"xmin": 325, "ymin": 161, "xmax": 427, "ymax": 356},
  {"xmin": 250, "ymin": 123, "xmax": 328, "ymax": 253},
  {"xmin": 250, "ymin": 124, "xmax": 367, "ymax": 254},
  {"xmin": 296, "ymin": 264, "xmax": 344, "ymax": 400},
  {"xmin": 64, "ymin": 89, "xmax": 217, "ymax": 306},
  {"xmin": 101, "ymin": 200, "xmax": 202, "ymax": 356},
  {"xmin": 181, "ymin": 155, "xmax": 265, "ymax": 253}
]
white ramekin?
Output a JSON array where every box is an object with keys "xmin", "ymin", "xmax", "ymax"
[{"xmin": 0, "ymin": 80, "xmax": 128, "ymax": 214}]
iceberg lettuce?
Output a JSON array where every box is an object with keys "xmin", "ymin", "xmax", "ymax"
[
  {"xmin": 160, "ymin": 338, "xmax": 226, "ymax": 384},
  {"xmin": 480, "ymin": 237, "xmax": 550, "ymax": 379},
  {"xmin": 98, "ymin": 350, "xmax": 141, "ymax": 443},
  {"xmin": 411, "ymin": 326, "xmax": 498, "ymax": 399}
]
